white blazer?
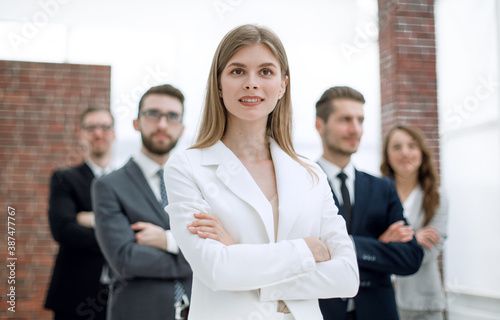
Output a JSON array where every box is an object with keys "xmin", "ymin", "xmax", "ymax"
[{"xmin": 164, "ymin": 139, "xmax": 359, "ymax": 320}]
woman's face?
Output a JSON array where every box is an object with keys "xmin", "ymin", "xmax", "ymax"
[
  {"xmin": 219, "ymin": 43, "xmax": 287, "ymax": 126},
  {"xmin": 387, "ymin": 129, "xmax": 422, "ymax": 177}
]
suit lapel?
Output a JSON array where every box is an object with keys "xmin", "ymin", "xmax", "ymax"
[
  {"xmin": 75, "ymin": 163, "xmax": 94, "ymax": 210},
  {"xmin": 79, "ymin": 162, "xmax": 95, "ymax": 181},
  {"xmin": 203, "ymin": 141, "xmax": 274, "ymax": 242},
  {"xmin": 202, "ymin": 140, "xmax": 309, "ymax": 242},
  {"xmin": 352, "ymin": 170, "xmax": 369, "ymax": 235},
  {"xmin": 123, "ymin": 159, "xmax": 170, "ymax": 227},
  {"xmin": 270, "ymin": 140, "xmax": 307, "ymax": 241},
  {"xmin": 325, "ymin": 177, "xmax": 341, "ymax": 213},
  {"xmin": 317, "ymin": 161, "xmax": 343, "ymax": 216}
]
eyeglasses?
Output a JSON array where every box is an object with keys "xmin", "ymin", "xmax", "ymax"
[
  {"xmin": 82, "ymin": 124, "xmax": 114, "ymax": 132},
  {"xmin": 140, "ymin": 110, "xmax": 182, "ymax": 124}
]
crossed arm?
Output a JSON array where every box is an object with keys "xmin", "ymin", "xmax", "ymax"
[
  {"xmin": 352, "ymin": 182, "xmax": 424, "ymax": 276},
  {"xmin": 188, "ymin": 212, "xmax": 331, "ymax": 263},
  {"xmin": 382, "ymin": 192, "xmax": 448, "ymax": 265},
  {"xmin": 48, "ymin": 171, "xmax": 100, "ymax": 251},
  {"xmin": 380, "ymin": 221, "xmax": 440, "ymax": 249},
  {"xmin": 92, "ymin": 178, "xmax": 191, "ymax": 280},
  {"xmin": 164, "ymin": 152, "xmax": 359, "ymax": 299}
]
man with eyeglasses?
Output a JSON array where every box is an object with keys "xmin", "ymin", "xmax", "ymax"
[
  {"xmin": 93, "ymin": 84, "xmax": 192, "ymax": 320},
  {"xmin": 45, "ymin": 107, "xmax": 115, "ymax": 320}
]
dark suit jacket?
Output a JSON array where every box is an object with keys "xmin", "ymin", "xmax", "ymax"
[
  {"xmin": 320, "ymin": 170, "xmax": 424, "ymax": 320},
  {"xmin": 45, "ymin": 163, "xmax": 108, "ymax": 318},
  {"xmin": 92, "ymin": 159, "xmax": 192, "ymax": 320}
]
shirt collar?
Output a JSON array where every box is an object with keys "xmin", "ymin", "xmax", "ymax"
[
  {"xmin": 85, "ymin": 158, "xmax": 113, "ymax": 178},
  {"xmin": 317, "ymin": 157, "xmax": 356, "ymax": 182},
  {"xmin": 133, "ymin": 150, "xmax": 164, "ymax": 179}
]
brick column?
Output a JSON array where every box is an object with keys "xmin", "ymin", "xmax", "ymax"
[
  {"xmin": 0, "ymin": 60, "xmax": 111, "ymax": 319},
  {"xmin": 378, "ymin": 0, "xmax": 439, "ymax": 166},
  {"xmin": 378, "ymin": 2, "xmax": 445, "ymax": 313}
]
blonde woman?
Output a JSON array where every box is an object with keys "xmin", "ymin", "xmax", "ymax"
[
  {"xmin": 164, "ymin": 24, "xmax": 359, "ymax": 320},
  {"xmin": 381, "ymin": 125, "xmax": 448, "ymax": 320}
]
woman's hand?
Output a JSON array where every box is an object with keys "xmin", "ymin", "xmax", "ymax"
[
  {"xmin": 415, "ymin": 226, "xmax": 440, "ymax": 249},
  {"xmin": 187, "ymin": 212, "xmax": 235, "ymax": 246},
  {"xmin": 378, "ymin": 220, "xmax": 414, "ymax": 243},
  {"xmin": 303, "ymin": 237, "xmax": 331, "ymax": 262}
]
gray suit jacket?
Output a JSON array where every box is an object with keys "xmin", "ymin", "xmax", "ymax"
[
  {"xmin": 92, "ymin": 159, "xmax": 192, "ymax": 320},
  {"xmin": 395, "ymin": 186, "xmax": 448, "ymax": 311}
]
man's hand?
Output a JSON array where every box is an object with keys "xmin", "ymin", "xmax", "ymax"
[
  {"xmin": 303, "ymin": 237, "xmax": 331, "ymax": 262},
  {"xmin": 378, "ymin": 220, "xmax": 414, "ymax": 243},
  {"xmin": 131, "ymin": 222, "xmax": 167, "ymax": 250},
  {"xmin": 76, "ymin": 211, "xmax": 95, "ymax": 228},
  {"xmin": 415, "ymin": 226, "xmax": 440, "ymax": 249}
]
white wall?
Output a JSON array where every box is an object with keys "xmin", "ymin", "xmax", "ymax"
[
  {"xmin": 0, "ymin": 0, "xmax": 382, "ymax": 174},
  {"xmin": 436, "ymin": 0, "xmax": 500, "ymax": 318}
]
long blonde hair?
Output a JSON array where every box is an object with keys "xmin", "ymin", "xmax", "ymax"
[{"xmin": 192, "ymin": 24, "xmax": 315, "ymax": 177}]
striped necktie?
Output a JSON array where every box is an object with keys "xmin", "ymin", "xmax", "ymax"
[{"xmin": 157, "ymin": 169, "xmax": 187, "ymax": 304}]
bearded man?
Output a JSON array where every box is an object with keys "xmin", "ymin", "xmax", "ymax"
[{"xmin": 93, "ymin": 84, "xmax": 192, "ymax": 320}]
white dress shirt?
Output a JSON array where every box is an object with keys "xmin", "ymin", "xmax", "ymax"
[
  {"xmin": 317, "ymin": 157, "xmax": 357, "ymax": 312},
  {"xmin": 85, "ymin": 158, "xmax": 114, "ymax": 284},
  {"xmin": 85, "ymin": 158, "xmax": 114, "ymax": 178},
  {"xmin": 133, "ymin": 151, "xmax": 179, "ymax": 254},
  {"xmin": 317, "ymin": 158, "xmax": 356, "ymax": 206}
]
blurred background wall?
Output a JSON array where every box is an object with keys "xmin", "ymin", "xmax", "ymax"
[
  {"xmin": 436, "ymin": 0, "xmax": 500, "ymax": 319},
  {"xmin": 0, "ymin": 60, "xmax": 110, "ymax": 319}
]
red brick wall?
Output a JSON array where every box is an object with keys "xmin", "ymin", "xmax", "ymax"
[
  {"xmin": 378, "ymin": 1, "xmax": 445, "ymax": 314},
  {"xmin": 0, "ymin": 60, "xmax": 111, "ymax": 319},
  {"xmin": 378, "ymin": 0, "xmax": 440, "ymax": 168}
]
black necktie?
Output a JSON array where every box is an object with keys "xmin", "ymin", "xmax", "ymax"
[
  {"xmin": 157, "ymin": 169, "xmax": 187, "ymax": 305},
  {"xmin": 337, "ymin": 172, "xmax": 352, "ymax": 231}
]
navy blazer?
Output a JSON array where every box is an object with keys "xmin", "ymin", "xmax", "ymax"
[
  {"xmin": 320, "ymin": 170, "xmax": 423, "ymax": 320},
  {"xmin": 45, "ymin": 163, "xmax": 108, "ymax": 319}
]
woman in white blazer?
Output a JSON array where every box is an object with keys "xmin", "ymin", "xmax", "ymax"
[
  {"xmin": 164, "ymin": 24, "xmax": 359, "ymax": 320},
  {"xmin": 381, "ymin": 125, "xmax": 448, "ymax": 320}
]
